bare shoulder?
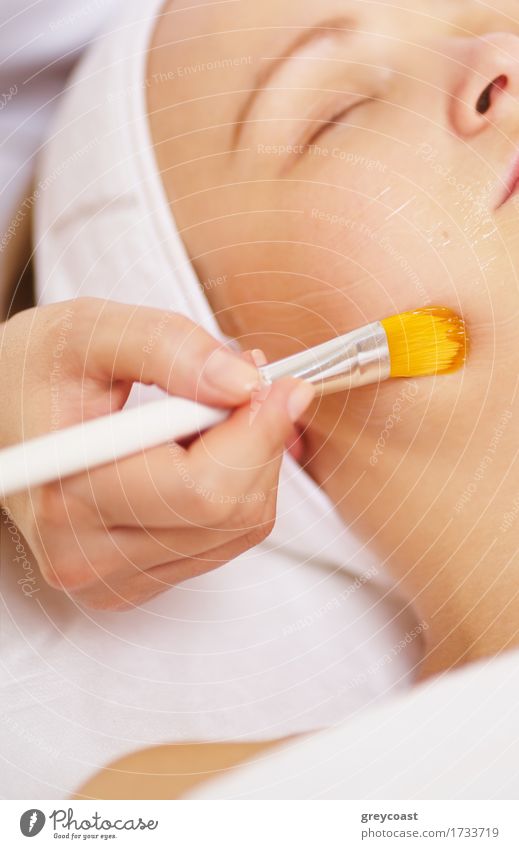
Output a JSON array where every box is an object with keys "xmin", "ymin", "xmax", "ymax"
[{"xmin": 74, "ymin": 738, "xmax": 292, "ymax": 800}]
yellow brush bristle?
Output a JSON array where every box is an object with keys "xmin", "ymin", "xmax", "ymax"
[{"xmin": 380, "ymin": 307, "xmax": 467, "ymax": 377}]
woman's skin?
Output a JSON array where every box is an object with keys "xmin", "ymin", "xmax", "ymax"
[
  {"xmin": 72, "ymin": 0, "xmax": 519, "ymax": 800},
  {"xmin": 75, "ymin": 740, "xmax": 286, "ymax": 800},
  {"xmin": 147, "ymin": 0, "xmax": 519, "ymax": 680}
]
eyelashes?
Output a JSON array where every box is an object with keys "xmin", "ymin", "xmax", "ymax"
[{"xmin": 302, "ymin": 96, "xmax": 373, "ymax": 149}]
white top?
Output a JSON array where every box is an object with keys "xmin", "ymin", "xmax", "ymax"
[
  {"xmin": 0, "ymin": 0, "xmax": 419, "ymax": 799},
  {"xmin": 188, "ymin": 646, "xmax": 519, "ymax": 800}
]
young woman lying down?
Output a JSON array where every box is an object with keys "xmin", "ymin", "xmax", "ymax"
[{"xmin": 26, "ymin": 0, "xmax": 519, "ymax": 796}]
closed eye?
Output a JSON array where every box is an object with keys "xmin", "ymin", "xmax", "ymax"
[{"xmin": 303, "ymin": 97, "xmax": 373, "ymax": 151}]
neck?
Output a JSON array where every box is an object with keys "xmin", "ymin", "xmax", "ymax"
[{"xmin": 301, "ymin": 381, "xmax": 519, "ymax": 680}]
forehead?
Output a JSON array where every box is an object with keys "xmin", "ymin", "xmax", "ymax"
[
  {"xmin": 154, "ymin": 0, "xmax": 435, "ymax": 103},
  {"xmin": 167, "ymin": 0, "xmax": 480, "ymax": 44},
  {"xmin": 155, "ymin": 0, "xmax": 492, "ymax": 93}
]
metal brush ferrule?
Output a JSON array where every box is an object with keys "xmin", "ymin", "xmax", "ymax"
[{"xmin": 257, "ymin": 320, "xmax": 390, "ymax": 395}]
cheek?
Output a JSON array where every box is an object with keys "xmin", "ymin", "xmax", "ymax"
[
  {"xmin": 211, "ymin": 192, "xmax": 461, "ymax": 360},
  {"xmin": 205, "ymin": 128, "xmax": 518, "ymax": 377}
]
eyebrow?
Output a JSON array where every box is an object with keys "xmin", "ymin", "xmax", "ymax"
[{"xmin": 232, "ymin": 16, "xmax": 356, "ymax": 148}]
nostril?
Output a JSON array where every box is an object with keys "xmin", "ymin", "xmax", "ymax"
[{"xmin": 476, "ymin": 74, "xmax": 508, "ymax": 114}]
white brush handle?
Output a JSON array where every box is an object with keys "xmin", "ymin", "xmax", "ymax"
[
  {"xmin": 0, "ymin": 396, "xmax": 227, "ymax": 498},
  {"xmin": 0, "ymin": 320, "xmax": 390, "ymax": 498}
]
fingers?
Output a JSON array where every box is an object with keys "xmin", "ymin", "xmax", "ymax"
[
  {"xmin": 32, "ymin": 429, "xmax": 280, "ymax": 592},
  {"xmin": 34, "ymin": 482, "xmax": 276, "ymax": 600},
  {"xmin": 63, "ymin": 378, "xmax": 314, "ymax": 528},
  {"xmin": 147, "ymin": 530, "xmax": 276, "ymax": 585},
  {"xmin": 28, "ymin": 315, "xmax": 315, "ymax": 607},
  {"xmin": 105, "ymin": 483, "xmax": 274, "ymax": 568},
  {"xmin": 70, "ymin": 530, "xmax": 277, "ymax": 611},
  {"xmin": 104, "ymin": 524, "xmax": 247, "ymax": 570},
  {"xmin": 189, "ymin": 377, "xmax": 314, "ymax": 485},
  {"xmin": 12, "ymin": 300, "xmax": 319, "ymax": 610},
  {"xmin": 64, "ymin": 298, "xmax": 260, "ymax": 406}
]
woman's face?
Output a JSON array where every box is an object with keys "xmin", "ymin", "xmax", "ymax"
[{"xmin": 148, "ymin": 0, "xmax": 519, "ymax": 426}]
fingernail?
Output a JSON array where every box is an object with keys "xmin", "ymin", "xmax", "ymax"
[
  {"xmin": 203, "ymin": 348, "xmax": 259, "ymax": 396},
  {"xmin": 250, "ymin": 348, "xmax": 268, "ymax": 367},
  {"xmin": 287, "ymin": 382, "xmax": 315, "ymax": 423}
]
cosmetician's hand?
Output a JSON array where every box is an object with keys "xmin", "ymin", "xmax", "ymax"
[{"xmin": 0, "ymin": 298, "xmax": 314, "ymax": 610}]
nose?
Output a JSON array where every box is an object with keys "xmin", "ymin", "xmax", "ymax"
[{"xmin": 450, "ymin": 32, "xmax": 519, "ymax": 137}]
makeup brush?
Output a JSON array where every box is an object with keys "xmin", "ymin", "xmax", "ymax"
[{"xmin": 0, "ymin": 306, "xmax": 466, "ymax": 497}]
